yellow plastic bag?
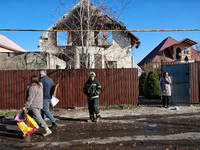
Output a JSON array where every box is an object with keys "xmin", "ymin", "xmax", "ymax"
[{"xmin": 17, "ymin": 114, "xmax": 39, "ymax": 137}]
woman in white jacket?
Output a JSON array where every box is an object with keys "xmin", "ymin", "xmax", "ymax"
[{"xmin": 159, "ymin": 72, "xmax": 171, "ymax": 108}]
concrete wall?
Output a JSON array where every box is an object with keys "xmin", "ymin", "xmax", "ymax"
[
  {"xmin": 39, "ymin": 31, "xmax": 132, "ymax": 69},
  {"xmin": 39, "ymin": 31, "xmax": 59, "ymax": 54},
  {"xmin": 39, "ymin": 31, "xmax": 106, "ymax": 69},
  {"xmin": 104, "ymin": 32, "xmax": 132, "ymax": 68},
  {"xmin": 72, "ymin": 46, "xmax": 104, "ymax": 69},
  {"xmin": 0, "ymin": 52, "xmax": 66, "ymax": 70},
  {"xmin": 48, "ymin": 54, "xmax": 67, "ymax": 69}
]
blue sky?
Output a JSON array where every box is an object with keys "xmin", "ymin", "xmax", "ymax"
[{"xmin": 0, "ymin": 0, "xmax": 199, "ymax": 64}]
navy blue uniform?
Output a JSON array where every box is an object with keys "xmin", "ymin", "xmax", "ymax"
[{"xmin": 83, "ymin": 79, "xmax": 102, "ymax": 120}]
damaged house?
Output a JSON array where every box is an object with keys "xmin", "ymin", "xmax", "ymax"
[
  {"xmin": 0, "ymin": 34, "xmax": 66, "ymax": 70},
  {"xmin": 39, "ymin": 0, "xmax": 140, "ymax": 69}
]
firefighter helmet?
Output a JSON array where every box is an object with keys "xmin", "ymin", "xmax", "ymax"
[{"xmin": 89, "ymin": 72, "xmax": 96, "ymax": 77}]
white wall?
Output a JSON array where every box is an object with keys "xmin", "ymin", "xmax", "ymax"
[
  {"xmin": 48, "ymin": 54, "xmax": 66, "ymax": 69},
  {"xmin": 104, "ymin": 32, "xmax": 132, "ymax": 68},
  {"xmin": 74, "ymin": 46, "xmax": 104, "ymax": 69}
]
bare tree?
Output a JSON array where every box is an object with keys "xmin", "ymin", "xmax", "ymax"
[
  {"xmin": 40, "ymin": 0, "xmax": 139, "ymax": 69},
  {"xmin": 195, "ymin": 43, "xmax": 200, "ymax": 52}
]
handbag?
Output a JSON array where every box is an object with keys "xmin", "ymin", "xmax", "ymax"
[
  {"xmin": 50, "ymin": 96, "xmax": 59, "ymax": 107},
  {"xmin": 16, "ymin": 114, "xmax": 39, "ymax": 137}
]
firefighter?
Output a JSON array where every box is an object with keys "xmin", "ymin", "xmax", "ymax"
[{"xmin": 83, "ymin": 72, "xmax": 102, "ymax": 122}]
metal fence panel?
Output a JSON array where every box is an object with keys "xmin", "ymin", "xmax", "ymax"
[
  {"xmin": 190, "ymin": 62, "xmax": 200, "ymax": 103},
  {"xmin": 0, "ymin": 68, "xmax": 138, "ymax": 109},
  {"xmin": 163, "ymin": 64, "xmax": 190, "ymax": 104}
]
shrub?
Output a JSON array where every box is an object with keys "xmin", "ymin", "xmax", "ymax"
[
  {"xmin": 139, "ymin": 71, "xmax": 148, "ymax": 96},
  {"xmin": 144, "ymin": 70, "xmax": 160, "ymax": 99},
  {"xmin": 185, "ymin": 56, "xmax": 189, "ymax": 62}
]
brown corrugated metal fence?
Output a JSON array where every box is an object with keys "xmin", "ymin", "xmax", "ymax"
[
  {"xmin": 190, "ymin": 62, "xmax": 200, "ymax": 103},
  {"xmin": 0, "ymin": 68, "xmax": 138, "ymax": 109}
]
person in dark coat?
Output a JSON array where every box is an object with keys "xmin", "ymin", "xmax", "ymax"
[
  {"xmin": 83, "ymin": 72, "xmax": 102, "ymax": 122},
  {"xmin": 159, "ymin": 72, "xmax": 172, "ymax": 108},
  {"xmin": 39, "ymin": 70, "xmax": 58, "ymax": 129}
]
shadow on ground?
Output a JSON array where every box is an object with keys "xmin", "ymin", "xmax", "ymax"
[{"xmin": 138, "ymin": 96, "xmax": 162, "ymax": 106}]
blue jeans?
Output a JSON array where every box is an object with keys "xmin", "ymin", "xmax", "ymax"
[{"xmin": 41, "ymin": 99, "xmax": 56, "ymax": 123}]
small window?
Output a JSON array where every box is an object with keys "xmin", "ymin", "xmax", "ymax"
[
  {"xmin": 183, "ymin": 47, "xmax": 189, "ymax": 55},
  {"xmin": 98, "ymin": 31, "xmax": 113, "ymax": 45},
  {"xmin": 57, "ymin": 31, "xmax": 68, "ymax": 46},
  {"xmin": 106, "ymin": 61, "xmax": 117, "ymax": 68}
]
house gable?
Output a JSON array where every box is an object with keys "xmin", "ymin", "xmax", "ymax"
[
  {"xmin": 39, "ymin": 0, "xmax": 140, "ymax": 69},
  {"xmin": 138, "ymin": 37, "xmax": 199, "ymax": 68},
  {"xmin": 172, "ymin": 38, "xmax": 197, "ymax": 61},
  {"xmin": 138, "ymin": 37, "xmax": 177, "ymax": 66}
]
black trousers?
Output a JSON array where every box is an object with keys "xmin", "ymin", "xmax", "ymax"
[
  {"xmin": 88, "ymin": 98, "xmax": 100, "ymax": 119},
  {"xmin": 162, "ymin": 96, "xmax": 170, "ymax": 107}
]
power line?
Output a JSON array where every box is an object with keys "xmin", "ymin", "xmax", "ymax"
[{"xmin": 0, "ymin": 29, "xmax": 200, "ymax": 32}]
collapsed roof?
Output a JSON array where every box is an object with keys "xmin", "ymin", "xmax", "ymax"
[{"xmin": 41, "ymin": 0, "xmax": 140, "ymax": 48}]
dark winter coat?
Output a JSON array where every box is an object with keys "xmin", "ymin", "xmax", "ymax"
[
  {"xmin": 39, "ymin": 76, "xmax": 54, "ymax": 99},
  {"xmin": 83, "ymin": 79, "xmax": 102, "ymax": 99}
]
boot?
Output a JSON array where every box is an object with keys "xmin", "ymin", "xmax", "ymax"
[
  {"xmin": 87, "ymin": 119, "xmax": 92, "ymax": 122},
  {"xmin": 43, "ymin": 129, "xmax": 52, "ymax": 136},
  {"xmin": 50, "ymin": 122, "xmax": 58, "ymax": 129},
  {"xmin": 96, "ymin": 118, "xmax": 100, "ymax": 123},
  {"xmin": 87, "ymin": 118, "xmax": 94, "ymax": 123}
]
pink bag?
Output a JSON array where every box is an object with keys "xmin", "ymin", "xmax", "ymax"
[{"xmin": 14, "ymin": 110, "xmax": 26, "ymax": 122}]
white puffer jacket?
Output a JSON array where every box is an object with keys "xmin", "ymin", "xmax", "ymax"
[{"xmin": 159, "ymin": 76, "xmax": 171, "ymax": 96}]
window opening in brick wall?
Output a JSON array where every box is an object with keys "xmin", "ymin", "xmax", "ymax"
[{"xmin": 57, "ymin": 31, "xmax": 68, "ymax": 46}]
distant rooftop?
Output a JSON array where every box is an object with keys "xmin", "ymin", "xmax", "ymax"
[
  {"xmin": 0, "ymin": 34, "xmax": 27, "ymax": 52},
  {"xmin": 138, "ymin": 37, "xmax": 199, "ymax": 66}
]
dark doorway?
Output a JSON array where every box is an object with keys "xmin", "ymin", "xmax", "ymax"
[{"xmin": 176, "ymin": 48, "xmax": 181, "ymax": 60}]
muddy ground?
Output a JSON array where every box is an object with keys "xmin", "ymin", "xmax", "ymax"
[{"xmin": 0, "ymin": 105, "xmax": 200, "ymax": 150}]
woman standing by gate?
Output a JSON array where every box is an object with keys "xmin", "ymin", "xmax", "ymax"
[{"xmin": 159, "ymin": 72, "xmax": 172, "ymax": 108}]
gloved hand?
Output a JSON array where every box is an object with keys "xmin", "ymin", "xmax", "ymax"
[{"xmin": 92, "ymin": 91, "xmax": 98, "ymax": 96}]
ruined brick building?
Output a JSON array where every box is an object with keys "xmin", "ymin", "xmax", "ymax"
[{"xmin": 39, "ymin": 0, "xmax": 140, "ymax": 69}]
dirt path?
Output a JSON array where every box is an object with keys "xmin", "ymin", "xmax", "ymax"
[{"xmin": 1, "ymin": 106, "xmax": 200, "ymax": 149}]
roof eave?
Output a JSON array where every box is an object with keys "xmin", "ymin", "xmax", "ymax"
[{"xmin": 0, "ymin": 44, "xmax": 27, "ymax": 52}]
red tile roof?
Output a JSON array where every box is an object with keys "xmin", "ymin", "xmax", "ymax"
[
  {"xmin": 191, "ymin": 47, "xmax": 200, "ymax": 60},
  {"xmin": 138, "ymin": 37, "xmax": 199, "ymax": 66},
  {"xmin": 0, "ymin": 34, "xmax": 27, "ymax": 52}
]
